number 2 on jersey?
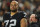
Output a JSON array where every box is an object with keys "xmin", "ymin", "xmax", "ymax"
[{"xmin": 4, "ymin": 19, "xmax": 16, "ymax": 27}]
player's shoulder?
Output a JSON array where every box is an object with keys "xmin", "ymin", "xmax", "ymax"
[
  {"xmin": 18, "ymin": 11, "xmax": 25, "ymax": 13},
  {"xmin": 18, "ymin": 11, "xmax": 27, "ymax": 15},
  {"xmin": 3, "ymin": 12, "xmax": 10, "ymax": 16},
  {"xmin": 18, "ymin": 11, "xmax": 27, "ymax": 17}
]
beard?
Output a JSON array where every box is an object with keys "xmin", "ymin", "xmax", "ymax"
[{"xmin": 10, "ymin": 9, "xmax": 17, "ymax": 12}]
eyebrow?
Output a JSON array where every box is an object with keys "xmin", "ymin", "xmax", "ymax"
[
  {"xmin": 10, "ymin": 4, "xmax": 14, "ymax": 5},
  {"xmin": 10, "ymin": 4, "xmax": 17, "ymax": 6}
]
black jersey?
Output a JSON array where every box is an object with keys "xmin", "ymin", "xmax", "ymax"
[
  {"xmin": 0, "ymin": 22, "xmax": 2, "ymax": 27},
  {"xmin": 3, "ymin": 12, "xmax": 26, "ymax": 27}
]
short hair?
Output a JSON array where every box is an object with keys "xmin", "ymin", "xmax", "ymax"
[{"xmin": 11, "ymin": 1, "xmax": 18, "ymax": 4}]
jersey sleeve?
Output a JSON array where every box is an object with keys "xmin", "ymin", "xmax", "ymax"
[
  {"xmin": 20, "ymin": 11, "xmax": 27, "ymax": 18},
  {"xmin": 22, "ymin": 12, "xmax": 27, "ymax": 18}
]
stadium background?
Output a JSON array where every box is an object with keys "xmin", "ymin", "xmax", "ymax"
[{"xmin": 0, "ymin": 0, "xmax": 40, "ymax": 27}]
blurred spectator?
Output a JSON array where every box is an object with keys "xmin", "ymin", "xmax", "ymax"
[
  {"xmin": 7, "ymin": 0, "xmax": 10, "ymax": 7},
  {"xmin": 33, "ymin": 5, "xmax": 40, "ymax": 14},
  {"xmin": 18, "ymin": 0, "xmax": 22, "ymax": 3},
  {"xmin": 19, "ymin": 3, "xmax": 26, "ymax": 11},
  {"xmin": 31, "ymin": 4, "xmax": 36, "ymax": 12},
  {"xmin": 21, "ymin": 0, "xmax": 26, "ymax": 3},
  {"xmin": 6, "ymin": 0, "xmax": 10, "ymax": 12},
  {"xmin": 2, "ymin": 0, "xmax": 6, "ymax": 10},
  {"xmin": 33, "ymin": 0, "xmax": 40, "ymax": 5},
  {"xmin": 0, "ymin": 9, "xmax": 4, "ymax": 16},
  {"xmin": 0, "ymin": 9, "xmax": 4, "ymax": 27},
  {"xmin": 0, "ymin": 9, "xmax": 4, "ymax": 23},
  {"xmin": 0, "ymin": 0, "xmax": 2, "ymax": 9},
  {"xmin": 33, "ymin": 4, "xmax": 40, "ymax": 27},
  {"xmin": 0, "ymin": 2, "xmax": 1, "ymax": 8},
  {"xmin": 29, "ymin": 14, "xmax": 39, "ymax": 27},
  {"xmin": 24, "ymin": 1, "xmax": 31, "ymax": 14}
]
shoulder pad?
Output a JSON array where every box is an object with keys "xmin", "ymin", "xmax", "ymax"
[
  {"xmin": 18, "ymin": 11, "xmax": 25, "ymax": 13},
  {"xmin": 4, "ymin": 12, "xmax": 10, "ymax": 16},
  {"xmin": 5, "ymin": 12, "xmax": 10, "ymax": 14}
]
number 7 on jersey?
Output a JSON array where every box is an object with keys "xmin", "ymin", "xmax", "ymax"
[{"xmin": 4, "ymin": 19, "xmax": 16, "ymax": 27}]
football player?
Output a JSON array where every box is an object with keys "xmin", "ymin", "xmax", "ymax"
[{"xmin": 2, "ymin": 1, "xmax": 27, "ymax": 27}]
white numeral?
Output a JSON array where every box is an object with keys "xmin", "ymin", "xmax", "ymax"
[
  {"xmin": 4, "ymin": 19, "xmax": 16, "ymax": 27},
  {"xmin": 9, "ymin": 19, "xmax": 16, "ymax": 27},
  {"xmin": 4, "ymin": 20, "xmax": 9, "ymax": 27}
]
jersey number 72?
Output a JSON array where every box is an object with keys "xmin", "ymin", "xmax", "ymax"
[{"xmin": 4, "ymin": 19, "xmax": 16, "ymax": 27}]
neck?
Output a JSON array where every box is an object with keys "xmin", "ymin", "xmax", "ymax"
[
  {"xmin": 11, "ymin": 11, "xmax": 17, "ymax": 13},
  {"xmin": 11, "ymin": 11, "xmax": 17, "ymax": 16}
]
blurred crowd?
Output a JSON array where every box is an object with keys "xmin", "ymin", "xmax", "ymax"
[{"xmin": 0, "ymin": 0, "xmax": 40, "ymax": 27}]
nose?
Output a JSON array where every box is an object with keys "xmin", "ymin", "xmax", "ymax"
[{"xmin": 12, "ymin": 6, "xmax": 14, "ymax": 8}]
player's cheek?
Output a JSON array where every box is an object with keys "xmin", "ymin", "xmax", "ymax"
[
  {"xmin": 10, "ymin": 6, "xmax": 14, "ymax": 10},
  {"xmin": 16, "ymin": 6, "xmax": 18, "ymax": 8}
]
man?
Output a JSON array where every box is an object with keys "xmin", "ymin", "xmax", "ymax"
[
  {"xmin": 2, "ymin": 1, "xmax": 27, "ymax": 27},
  {"xmin": 29, "ymin": 14, "xmax": 39, "ymax": 27}
]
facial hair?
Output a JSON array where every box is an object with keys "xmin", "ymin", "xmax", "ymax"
[{"xmin": 10, "ymin": 9, "xmax": 17, "ymax": 12}]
